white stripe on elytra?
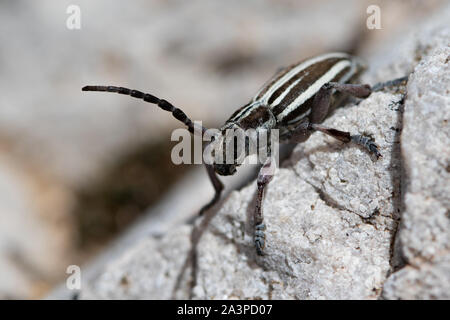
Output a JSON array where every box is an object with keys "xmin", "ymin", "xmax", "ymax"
[
  {"xmin": 229, "ymin": 101, "xmax": 260, "ymax": 122},
  {"xmin": 258, "ymin": 52, "xmax": 350, "ymax": 106},
  {"xmin": 269, "ymin": 74, "xmax": 305, "ymax": 107},
  {"xmin": 277, "ymin": 60, "xmax": 351, "ymax": 121}
]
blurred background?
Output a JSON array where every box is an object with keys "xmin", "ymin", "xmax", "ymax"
[{"xmin": 0, "ymin": 0, "xmax": 445, "ymax": 299}]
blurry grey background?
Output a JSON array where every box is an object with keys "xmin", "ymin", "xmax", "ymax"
[{"xmin": 0, "ymin": 0, "xmax": 444, "ymax": 298}]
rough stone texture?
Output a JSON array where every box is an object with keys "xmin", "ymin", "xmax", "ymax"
[
  {"xmin": 81, "ymin": 226, "xmax": 193, "ymax": 300},
  {"xmin": 2, "ymin": 0, "xmax": 410, "ymax": 299},
  {"xmin": 81, "ymin": 78, "xmax": 404, "ymax": 300},
  {"xmin": 190, "ymin": 91, "xmax": 403, "ymax": 300},
  {"xmin": 381, "ymin": 35, "xmax": 450, "ymax": 300},
  {"xmin": 0, "ymin": 0, "xmax": 388, "ymax": 299},
  {"xmin": 398, "ymin": 44, "xmax": 450, "ymax": 263},
  {"xmin": 382, "ymin": 261, "xmax": 450, "ymax": 300},
  {"xmin": 79, "ymin": 4, "xmax": 450, "ymax": 299},
  {"xmin": 47, "ymin": 165, "xmax": 257, "ymax": 299},
  {"xmin": 0, "ymin": 0, "xmax": 445, "ymax": 299}
]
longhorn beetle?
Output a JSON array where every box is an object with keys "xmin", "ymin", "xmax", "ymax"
[{"xmin": 82, "ymin": 52, "xmax": 407, "ymax": 256}]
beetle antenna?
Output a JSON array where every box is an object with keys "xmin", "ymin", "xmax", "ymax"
[{"xmin": 82, "ymin": 85, "xmax": 207, "ymax": 135}]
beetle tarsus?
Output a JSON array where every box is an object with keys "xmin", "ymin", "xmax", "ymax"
[
  {"xmin": 372, "ymin": 76, "xmax": 409, "ymax": 92},
  {"xmin": 351, "ymin": 134, "xmax": 382, "ymax": 159},
  {"xmin": 254, "ymin": 223, "xmax": 266, "ymax": 256}
]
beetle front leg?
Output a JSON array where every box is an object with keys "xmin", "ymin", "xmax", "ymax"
[
  {"xmin": 254, "ymin": 156, "xmax": 276, "ymax": 256},
  {"xmin": 199, "ymin": 164, "xmax": 224, "ymax": 215}
]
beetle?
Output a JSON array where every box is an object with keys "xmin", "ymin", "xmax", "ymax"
[{"xmin": 82, "ymin": 52, "xmax": 407, "ymax": 256}]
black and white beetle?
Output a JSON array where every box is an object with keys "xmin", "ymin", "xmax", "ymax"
[{"xmin": 82, "ymin": 52, "xmax": 407, "ymax": 256}]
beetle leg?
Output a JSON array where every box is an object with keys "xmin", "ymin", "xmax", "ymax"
[
  {"xmin": 309, "ymin": 123, "xmax": 381, "ymax": 159},
  {"xmin": 254, "ymin": 156, "xmax": 276, "ymax": 256},
  {"xmin": 372, "ymin": 76, "xmax": 408, "ymax": 92},
  {"xmin": 311, "ymin": 82, "xmax": 372, "ymax": 123},
  {"xmin": 304, "ymin": 81, "xmax": 380, "ymax": 158},
  {"xmin": 199, "ymin": 164, "xmax": 224, "ymax": 215}
]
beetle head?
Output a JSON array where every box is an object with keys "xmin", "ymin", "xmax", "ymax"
[{"xmin": 209, "ymin": 123, "xmax": 249, "ymax": 176}]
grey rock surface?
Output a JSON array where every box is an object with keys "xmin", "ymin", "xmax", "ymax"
[
  {"xmin": 381, "ymin": 34, "xmax": 450, "ymax": 300},
  {"xmin": 0, "ymin": 0, "xmax": 387, "ymax": 299},
  {"xmin": 82, "ymin": 76, "xmax": 403, "ymax": 300},
  {"xmin": 79, "ymin": 4, "xmax": 450, "ymax": 299},
  {"xmin": 48, "ymin": 165, "xmax": 257, "ymax": 299},
  {"xmin": 82, "ymin": 225, "xmax": 193, "ymax": 300},
  {"xmin": 191, "ymin": 89, "xmax": 405, "ymax": 299},
  {"xmin": 1, "ymin": 0, "xmax": 403, "ymax": 298},
  {"xmin": 382, "ymin": 261, "xmax": 450, "ymax": 300}
]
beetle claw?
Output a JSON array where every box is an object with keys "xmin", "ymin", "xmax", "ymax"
[{"xmin": 368, "ymin": 141, "xmax": 382, "ymax": 159}]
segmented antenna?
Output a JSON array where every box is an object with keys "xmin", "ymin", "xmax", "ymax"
[{"xmin": 82, "ymin": 85, "xmax": 207, "ymax": 135}]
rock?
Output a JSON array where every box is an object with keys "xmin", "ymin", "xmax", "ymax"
[
  {"xmin": 398, "ymin": 43, "xmax": 449, "ymax": 263},
  {"xmin": 381, "ymin": 35, "xmax": 450, "ymax": 299},
  {"xmin": 47, "ymin": 166, "xmax": 257, "ymax": 299},
  {"xmin": 382, "ymin": 261, "xmax": 450, "ymax": 300},
  {"xmin": 190, "ymin": 90, "xmax": 403, "ymax": 299},
  {"xmin": 81, "ymin": 80, "xmax": 404, "ymax": 300},
  {"xmin": 0, "ymin": 0, "xmax": 379, "ymax": 299},
  {"xmin": 0, "ymin": 0, "xmax": 397, "ymax": 299},
  {"xmin": 81, "ymin": 226, "xmax": 193, "ymax": 300},
  {"xmin": 79, "ymin": 4, "xmax": 450, "ymax": 299}
]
